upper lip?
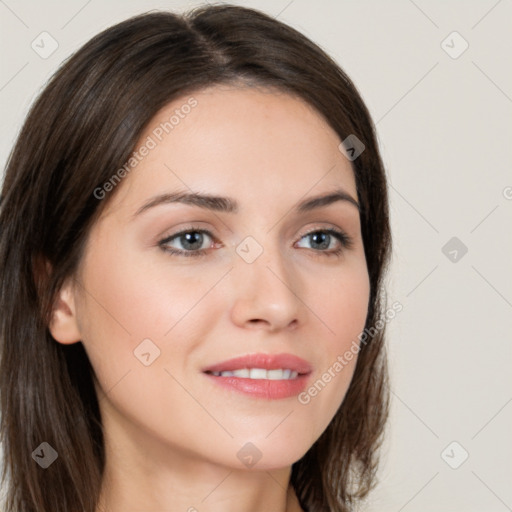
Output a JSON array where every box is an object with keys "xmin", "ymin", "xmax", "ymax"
[{"xmin": 202, "ymin": 353, "xmax": 313, "ymax": 375}]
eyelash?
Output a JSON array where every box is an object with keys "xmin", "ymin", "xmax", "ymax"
[{"xmin": 158, "ymin": 225, "xmax": 353, "ymax": 259}]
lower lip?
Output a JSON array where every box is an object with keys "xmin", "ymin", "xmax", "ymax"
[{"xmin": 203, "ymin": 372, "xmax": 310, "ymax": 399}]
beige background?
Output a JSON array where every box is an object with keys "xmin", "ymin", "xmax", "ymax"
[{"xmin": 1, "ymin": 1, "xmax": 511, "ymax": 511}]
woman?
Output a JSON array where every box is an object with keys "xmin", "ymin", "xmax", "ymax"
[{"xmin": 0, "ymin": 5, "xmax": 391, "ymax": 512}]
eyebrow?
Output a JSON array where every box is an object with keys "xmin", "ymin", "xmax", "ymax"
[{"xmin": 132, "ymin": 188, "xmax": 360, "ymax": 218}]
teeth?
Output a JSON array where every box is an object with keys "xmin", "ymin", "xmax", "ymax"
[
  {"xmin": 231, "ymin": 368, "xmax": 249, "ymax": 378},
  {"xmin": 210, "ymin": 368, "xmax": 299, "ymax": 380},
  {"xmin": 250, "ymin": 368, "xmax": 267, "ymax": 379}
]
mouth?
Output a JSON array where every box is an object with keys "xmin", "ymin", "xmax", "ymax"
[{"xmin": 202, "ymin": 353, "xmax": 312, "ymax": 400}]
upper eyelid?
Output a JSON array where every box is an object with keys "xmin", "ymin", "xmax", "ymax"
[
  {"xmin": 159, "ymin": 227, "xmax": 216, "ymax": 242},
  {"xmin": 160, "ymin": 224, "xmax": 348, "ymax": 239}
]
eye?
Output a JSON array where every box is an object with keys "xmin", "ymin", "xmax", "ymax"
[
  {"xmin": 159, "ymin": 228, "xmax": 217, "ymax": 257},
  {"xmin": 295, "ymin": 228, "xmax": 353, "ymax": 256},
  {"xmin": 158, "ymin": 227, "xmax": 353, "ymax": 259}
]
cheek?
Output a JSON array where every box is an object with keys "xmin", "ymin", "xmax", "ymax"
[
  {"xmin": 74, "ymin": 242, "xmax": 226, "ymax": 384},
  {"xmin": 299, "ymin": 262, "xmax": 370, "ymax": 423},
  {"xmin": 74, "ymin": 244, "xmax": 160, "ymax": 386},
  {"xmin": 311, "ymin": 260, "xmax": 370, "ymax": 351},
  {"xmin": 78, "ymin": 241, "xmax": 193, "ymax": 337}
]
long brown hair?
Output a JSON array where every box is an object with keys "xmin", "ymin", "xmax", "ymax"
[{"xmin": 0, "ymin": 5, "xmax": 391, "ymax": 511}]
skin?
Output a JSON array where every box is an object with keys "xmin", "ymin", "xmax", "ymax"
[{"xmin": 49, "ymin": 85, "xmax": 370, "ymax": 512}]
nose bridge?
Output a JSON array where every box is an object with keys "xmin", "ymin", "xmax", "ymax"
[{"xmin": 230, "ymin": 233, "xmax": 302, "ymax": 329}]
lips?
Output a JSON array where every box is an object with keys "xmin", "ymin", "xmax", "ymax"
[
  {"xmin": 202, "ymin": 352, "xmax": 312, "ymax": 400},
  {"xmin": 202, "ymin": 353, "xmax": 313, "ymax": 375}
]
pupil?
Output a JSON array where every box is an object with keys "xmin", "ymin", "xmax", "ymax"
[
  {"xmin": 182, "ymin": 232, "xmax": 203, "ymax": 250},
  {"xmin": 311, "ymin": 232, "xmax": 329, "ymax": 250}
]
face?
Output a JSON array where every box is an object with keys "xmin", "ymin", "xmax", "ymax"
[{"xmin": 56, "ymin": 85, "xmax": 370, "ymax": 471}]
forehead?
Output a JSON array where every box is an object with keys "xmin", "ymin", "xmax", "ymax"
[{"xmin": 105, "ymin": 85, "xmax": 357, "ymax": 215}]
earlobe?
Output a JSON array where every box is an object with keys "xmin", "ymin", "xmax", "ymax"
[{"xmin": 48, "ymin": 278, "xmax": 82, "ymax": 345}]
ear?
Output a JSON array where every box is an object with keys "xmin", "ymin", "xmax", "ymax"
[{"xmin": 48, "ymin": 277, "xmax": 82, "ymax": 345}]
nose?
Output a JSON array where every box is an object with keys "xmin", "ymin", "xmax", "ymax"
[{"xmin": 229, "ymin": 242, "xmax": 303, "ymax": 332}]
